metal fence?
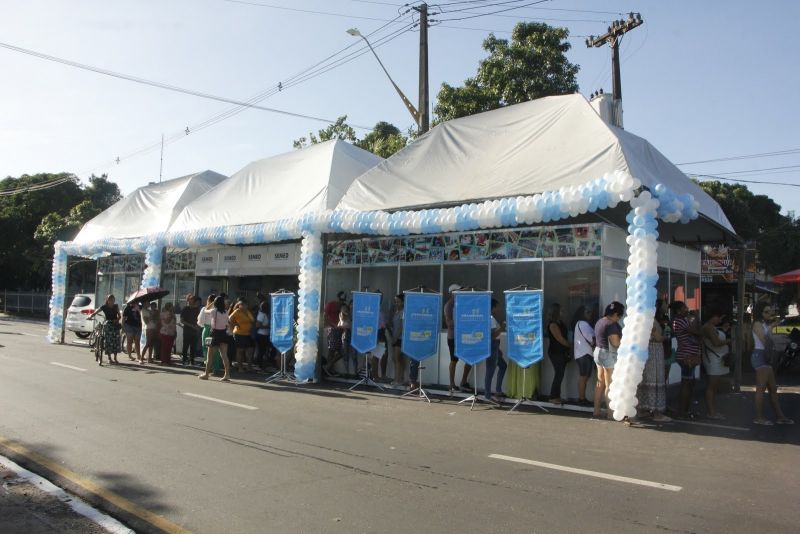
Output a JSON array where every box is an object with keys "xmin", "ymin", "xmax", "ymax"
[{"xmin": 1, "ymin": 291, "xmax": 59, "ymax": 317}]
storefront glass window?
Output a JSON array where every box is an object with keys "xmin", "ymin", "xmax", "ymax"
[
  {"xmin": 443, "ymin": 263, "xmax": 490, "ymax": 293},
  {"xmin": 399, "ymin": 265, "xmax": 441, "ymax": 294},
  {"xmin": 176, "ymin": 272, "xmax": 195, "ymax": 305},
  {"xmin": 361, "ymin": 266, "xmax": 398, "ymax": 299},
  {"xmin": 325, "ymin": 268, "xmax": 359, "ymax": 304},
  {"xmin": 686, "ymin": 274, "xmax": 701, "ymax": 314},
  {"xmin": 656, "ymin": 268, "xmax": 670, "ymax": 304},
  {"xmin": 490, "ymin": 261, "xmax": 542, "ymax": 325},
  {"xmin": 671, "ymin": 270, "xmax": 686, "ymax": 305},
  {"xmin": 543, "ymin": 260, "xmax": 601, "ymax": 327}
]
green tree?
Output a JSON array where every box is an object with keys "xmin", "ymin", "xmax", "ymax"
[
  {"xmin": 433, "ymin": 22, "xmax": 579, "ymax": 123},
  {"xmin": 697, "ymin": 180, "xmax": 800, "ymax": 275},
  {"xmin": 0, "ymin": 173, "xmax": 122, "ymax": 290},
  {"xmin": 293, "ymin": 117, "xmax": 408, "ymax": 158}
]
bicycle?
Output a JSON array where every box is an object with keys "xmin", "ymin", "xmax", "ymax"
[{"xmin": 89, "ymin": 318, "xmax": 105, "ymax": 363}]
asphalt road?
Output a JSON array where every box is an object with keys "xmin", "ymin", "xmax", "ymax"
[{"xmin": 1, "ymin": 316, "xmax": 798, "ymax": 534}]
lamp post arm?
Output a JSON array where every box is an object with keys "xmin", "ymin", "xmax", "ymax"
[{"xmin": 359, "ymin": 35, "xmax": 420, "ymax": 126}]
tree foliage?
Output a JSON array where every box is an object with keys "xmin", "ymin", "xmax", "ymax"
[
  {"xmin": 293, "ymin": 117, "xmax": 408, "ymax": 159},
  {"xmin": 0, "ymin": 173, "xmax": 121, "ymax": 290},
  {"xmin": 433, "ymin": 22, "xmax": 579, "ymax": 123},
  {"xmin": 697, "ymin": 180, "xmax": 800, "ymax": 275}
]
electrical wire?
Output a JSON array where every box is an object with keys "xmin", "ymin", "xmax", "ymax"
[
  {"xmin": 0, "ymin": 40, "xmax": 372, "ymax": 128},
  {"xmin": 690, "ymin": 174, "xmax": 800, "ymax": 188},
  {"xmin": 225, "ymin": 0, "xmax": 404, "ymax": 23},
  {"xmin": 0, "ymin": 177, "xmax": 75, "ymax": 196},
  {"xmin": 434, "ymin": 0, "xmax": 551, "ymax": 21},
  {"xmin": 685, "ymin": 164, "xmax": 800, "ymax": 177},
  {"xmin": 82, "ymin": 18, "xmax": 417, "ymax": 173},
  {"xmin": 676, "ymin": 148, "xmax": 800, "ymax": 166}
]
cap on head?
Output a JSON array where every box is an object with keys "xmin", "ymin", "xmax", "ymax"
[{"xmin": 448, "ymin": 283, "xmax": 462, "ymax": 293}]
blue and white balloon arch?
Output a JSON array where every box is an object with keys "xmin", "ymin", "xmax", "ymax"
[{"xmin": 47, "ymin": 171, "xmax": 700, "ymax": 419}]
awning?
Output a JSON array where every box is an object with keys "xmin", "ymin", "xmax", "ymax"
[{"xmin": 773, "ymin": 269, "xmax": 800, "ymax": 283}]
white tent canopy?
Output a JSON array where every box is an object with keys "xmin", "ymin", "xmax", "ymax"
[
  {"xmin": 74, "ymin": 170, "xmax": 227, "ymax": 243},
  {"xmin": 338, "ymin": 94, "xmax": 734, "ymax": 237},
  {"xmin": 169, "ymin": 139, "xmax": 383, "ymax": 232}
]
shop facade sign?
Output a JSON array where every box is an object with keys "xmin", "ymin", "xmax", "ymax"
[
  {"xmin": 240, "ymin": 246, "xmax": 269, "ymax": 276},
  {"xmin": 701, "ymin": 245, "xmax": 756, "ymax": 283}
]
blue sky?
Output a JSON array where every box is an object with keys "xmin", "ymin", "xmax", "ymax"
[{"xmin": 1, "ymin": 0, "xmax": 798, "ymax": 213}]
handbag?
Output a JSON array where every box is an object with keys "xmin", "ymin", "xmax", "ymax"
[{"xmin": 204, "ymin": 336, "xmax": 212, "ymax": 347}]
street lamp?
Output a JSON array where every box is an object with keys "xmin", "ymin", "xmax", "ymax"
[{"xmin": 347, "ymin": 28, "xmax": 421, "ymax": 128}]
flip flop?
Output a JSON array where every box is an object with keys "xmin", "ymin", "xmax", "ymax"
[
  {"xmin": 753, "ymin": 419, "xmax": 774, "ymax": 426},
  {"xmin": 777, "ymin": 418, "xmax": 795, "ymax": 425}
]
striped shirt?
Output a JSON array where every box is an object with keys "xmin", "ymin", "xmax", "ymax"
[{"xmin": 673, "ymin": 316, "xmax": 700, "ymax": 359}]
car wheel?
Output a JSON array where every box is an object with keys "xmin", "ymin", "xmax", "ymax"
[{"xmin": 75, "ymin": 332, "xmax": 91, "ymax": 339}]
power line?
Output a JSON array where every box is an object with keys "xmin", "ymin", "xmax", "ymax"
[
  {"xmin": 0, "ymin": 40, "xmax": 371, "ymax": 128},
  {"xmin": 685, "ymin": 164, "xmax": 800, "ymax": 176},
  {"xmin": 225, "ymin": 0, "xmax": 403, "ymax": 22},
  {"xmin": 434, "ymin": 0, "xmax": 551, "ymax": 21},
  {"xmin": 83, "ymin": 18, "xmax": 417, "ymax": 173},
  {"xmin": 675, "ymin": 147, "xmax": 800, "ymax": 166},
  {"xmin": 0, "ymin": 177, "xmax": 75, "ymax": 196},
  {"xmin": 690, "ymin": 174, "xmax": 800, "ymax": 188}
]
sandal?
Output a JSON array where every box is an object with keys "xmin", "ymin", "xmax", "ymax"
[
  {"xmin": 777, "ymin": 418, "xmax": 795, "ymax": 425},
  {"xmin": 753, "ymin": 419, "xmax": 774, "ymax": 426}
]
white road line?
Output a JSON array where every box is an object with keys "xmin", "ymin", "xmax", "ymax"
[
  {"xmin": 50, "ymin": 362, "xmax": 87, "ymax": 372},
  {"xmin": 182, "ymin": 392, "xmax": 258, "ymax": 410},
  {"xmin": 489, "ymin": 453, "xmax": 682, "ymax": 492},
  {"xmin": 0, "ymin": 454, "xmax": 134, "ymax": 534},
  {"xmin": 676, "ymin": 420, "xmax": 750, "ymax": 432}
]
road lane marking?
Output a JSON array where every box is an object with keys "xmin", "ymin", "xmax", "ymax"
[
  {"xmin": 489, "ymin": 453, "xmax": 682, "ymax": 492},
  {"xmin": 0, "ymin": 453, "xmax": 133, "ymax": 533},
  {"xmin": 182, "ymin": 392, "xmax": 258, "ymax": 410},
  {"xmin": 676, "ymin": 420, "xmax": 750, "ymax": 432},
  {"xmin": 0, "ymin": 436, "xmax": 191, "ymax": 534},
  {"xmin": 51, "ymin": 362, "xmax": 87, "ymax": 372}
]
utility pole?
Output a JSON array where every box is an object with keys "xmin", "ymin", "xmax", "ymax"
[
  {"xmin": 414, "ymin": 3, "xmax": 430, "ymax": 133},
  {"xmin": 586, "ymin": 12, "xmax": 643, "ymax": 127}
]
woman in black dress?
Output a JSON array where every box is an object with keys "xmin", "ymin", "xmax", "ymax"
[{"xmin": 90, "ymin": 294, "xmax": 121, "ymax": 365}]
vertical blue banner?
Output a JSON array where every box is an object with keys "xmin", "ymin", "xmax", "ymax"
[
  {"xmin": 504, "ymin": 290, "xmax": 544, "ymax": 368},
  {"xmin": 454, "ymin": 291, "xmax": 492, "ymax": 365},
  {"xmin": 270, "ymin": 292, "xmax": 295, "ymax": 354},
  {"xmin": 401, "ymin": 292, "xmax": 442, "ymax": 362},
  {"xmin": 351, "ymin": 291, "xmax": 380, "ymax": 353}
]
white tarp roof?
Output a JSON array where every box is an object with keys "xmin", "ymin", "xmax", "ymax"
[
  {"xmin": 338, "ymin": 94, "xmax": 734, "ymax": 235},
  {"xmin": 169, "ymin": 139, "xmax": 383, "ymax": 232},
  {"xmin": 74, "ymin": 170, "xmax": 227, "ymax": 243}
]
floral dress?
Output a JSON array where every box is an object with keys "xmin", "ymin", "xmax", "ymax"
[{"xmin": 100, "ymin": 304, "xmax": 121, "ymax": 355}]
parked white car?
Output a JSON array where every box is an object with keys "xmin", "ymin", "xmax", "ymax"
[{"xmin": 66, "ymin": 294, "xmax": 96, "ymax": 338}]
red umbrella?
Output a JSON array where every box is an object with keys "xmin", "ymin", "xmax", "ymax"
[
  {"xmin": 773, "ymin": 269, "xmax": 800, "ymax": 283},
  {"xmin": 126, "ymin": 286, "xmax": 170, "ymax": 305}
]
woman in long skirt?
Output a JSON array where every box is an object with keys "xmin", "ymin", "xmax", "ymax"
[{"xmin": 638, "ymin": 310, "xmax": 671, "ymax": 421}]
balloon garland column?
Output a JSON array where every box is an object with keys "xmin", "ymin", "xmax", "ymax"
[
  {"xmin": 46, "ymin": 242, "xmax": 69, "ymax": 343},
  {"xmin": 607, "ymin": 187, "xmax": 700, "ymax": 420},
  {"xmin": 141, "ymin": 243, "xmax": 163, "ymax": 289},
  {"xmin": 295, "ymin": 231, "xmax": 323, "ymax": 382}
]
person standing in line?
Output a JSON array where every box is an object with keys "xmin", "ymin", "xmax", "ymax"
[
  {"xmin": 199, "ymin": 295, "xmax": 232, "ymax": 382},
  {"xmin": 323, "ymin": 291, "xmax": 346, "ymax": 377},
  {"xmin": 593, "ymin": 302, "xmax": 624, "ymax": 418},
  {"xmin": 388, "ymin": 294, "xmax": 407, "ymax": 386},
  {"xmin": 122, "ymin": 300, "xmax": 142, "ymax": 362},
  {"xmin": 671, "ymin": 301, "xmax": 703, "ymax": 419},
  {"xmin": 141, "ymin": 302, "xmax": 160, "ymax": 364},
  {"xmin": 546, "ymin": 303, "xmax": 571, "ymax": 405},
  {"xmin": 483, "ymin": 298, "xmax": 507, "ymax": 402},
  {"xmin": 254, "ymin": 300, "xmax": 270, "ymax": 369},
  {"xmin": 197, "ymin": 294, "xmax": 215, "ymax": 371},
  {"xmin": 229, "ymin": 298, "xmax": 255, "ymax": 372},
  {"xmin": 751, "ymin": 302, "xmax": 794, "ymax": 426},
  {"xmin": 338, "ymin": 302, "xmax": 355, "ymax": 377},
  {"xmin": 445, "ymin": 284, "xmax": 473, "ymax": 395},
  {"xmin": 637, "ymin": 304, "xmax": 671, "ymax": 421},
  {"xmin": 158, "ymin": 302, "xmax": 177, "ymax": 365},
  {"xmin": 180, "ymin": 295, "xmax": 201, "ymax": 366},
  {"xmin": 571, "ymin": 305, "xmax": 595, "ymax": 407},
  {"xmin": 89, "ymin": 294, "xmax": 121, "ymax": 365},
  {"xmin": 702, "ymin": 310, "xmax": 731, "ymax": 420}
]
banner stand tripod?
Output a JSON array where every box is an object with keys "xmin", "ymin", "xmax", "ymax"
[
  {"xmin": 350, "ymin": 350, "xmax": 384, "ymax": 391},
  {"xmin": 401, "ymin": 363, "xmax": 430, "ymax": 402},
  {"xmin": 458, "ymin": 361, "xmax": 498, "ymax": 411},
  {"xmin": 507, "ymin": 366, "xmax": 549, "ymax": 414},
  {"xmin": 265, "ymin": 350, "xmax": 295, "ymax": 384}
]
